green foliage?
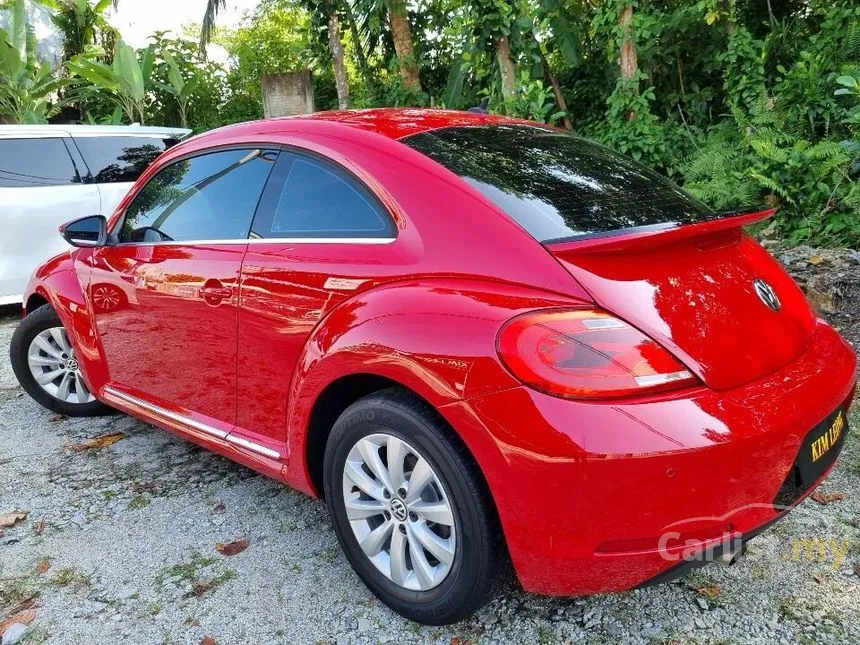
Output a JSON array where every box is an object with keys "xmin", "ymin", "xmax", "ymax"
[
  {"xmin": 41, "ymin": 0, "xmax": 118, "ymax": 62},
  {"xmin": 835, "ymin": 74, "xmax": 860, "ymax": 128},
  {"xmin": 0, "ymin": 0, "xmax": 71, "ymax": 123},
  {"xmin": 212, "ymin": 0, "xmax": 336, "ymax": 117},
  {"xmin": 146, "ymin": 32, "xmax": 226, "ymax": 131},
  {"xmin": 154, "ymin": 51, "xmax": 190, "ymax": 126},
  {"xmin": 68, "ymin": 39, "xmax": 154, "ymax": 123},
  {"xmin": 492, "ymin": 71, "xmax": 565, "ymax": 124},
  {"xmin": 684, "ymin": 98, "xmax": 860, "ymax": 246},
  {"xmin": 591, "ymin": 72, "xmax": 670, "ymax": 169},
  {"xmin": 720, "ymin": 24, "xmax": 765, "ymax": 112}
]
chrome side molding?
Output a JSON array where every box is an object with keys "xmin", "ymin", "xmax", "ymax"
[
  {"xmin": 103, "ymin": 386, "xmax": 282, "ymax": 460},
  {"xmin": 226, "ymin": 434, "xmax": 282, "ymax": 460}
]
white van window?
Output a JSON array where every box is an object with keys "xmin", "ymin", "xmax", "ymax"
[
  {"xmin": 74, "ymin": 136, "xmax": 177, "ymax": 184},
  {"xmin": 0, "ymin": 138, "xmax": 80, "ymax": 188}
]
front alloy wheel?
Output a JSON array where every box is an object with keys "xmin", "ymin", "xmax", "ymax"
[
  {"xmin": 27, "ymin": 327, "xmax": 95, "ymax": 404},
  {"xmin": 10, "ymin": 304, "xmax": 110, "ymax": 417},
  {"xmin": 325, "ymin": 389, "xmax": 502, "ymax": 625}
]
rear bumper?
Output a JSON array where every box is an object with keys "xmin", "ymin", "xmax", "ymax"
[{"xmin": 441, "ymin": 321, "xmax": 856, "ymax": 595}]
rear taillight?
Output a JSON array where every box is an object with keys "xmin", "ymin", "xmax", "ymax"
[{"xmin": 496, "ymin": 308, "xmax": 697, "ymax": 399}]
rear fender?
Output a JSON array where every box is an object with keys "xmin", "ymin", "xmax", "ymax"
[{"xmin": 283, "ymin": 278, "xmax": 588, "ymax": 493}]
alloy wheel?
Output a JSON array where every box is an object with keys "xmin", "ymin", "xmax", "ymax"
[
  {"xmin": 341, "ymin": 433, "xmax": 457, "ymax": 591},
  {"xmin": 27, "ymin": 327, "xmax": 95, "ymax": 404}
]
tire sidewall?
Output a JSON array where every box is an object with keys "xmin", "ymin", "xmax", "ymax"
[{"xmin": 324, "ymin": 396, "xmax": 493, "ymax": 624}]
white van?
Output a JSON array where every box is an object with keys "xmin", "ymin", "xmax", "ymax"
[{"xmin": 0, "ymin": 125, "xmax": 190, "ymax": 305}]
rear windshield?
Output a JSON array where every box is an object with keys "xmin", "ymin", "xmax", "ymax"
[{"xmin": 401, "ymin": 125, "xmax": 716, "ymax": 243}]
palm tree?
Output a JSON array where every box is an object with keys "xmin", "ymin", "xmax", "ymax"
[
  {"xmin": 40, "ymin": 0, "xmax": 119, "ymax": 61},
  {"xmin": 199, "ymin": 0, "xmax": 226, "ymax": 51},
  {"xmin": 349, "ymin": 0, "xmax": 421, "ymax": 93}
]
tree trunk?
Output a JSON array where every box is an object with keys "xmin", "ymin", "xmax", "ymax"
[
  {"xmin": 618, "ymin": 5, "xmax": 639, "ymax": 121},
  {"xmin": 537, "ymin": 45, "xmax": 572, "ymax": 130},
  {"xmin": 388, "ymin": 0, "xmax": 421, "ymax": 91},
  {"xmin": 618, "ymin": 5, "xmax": 637, "ymax": 81},
  {"xmin": 723, "ymin": 0, "xmax": 737, "ymax": 34},
  {"xmin": 327, "ymin": 12, "xmax": 350, "ymax": 109},
  {"xmin": 495, "ymin": 35, "xmax": 517, "ymax": 101}
]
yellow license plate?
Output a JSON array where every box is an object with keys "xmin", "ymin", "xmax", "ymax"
[{"xmin": 810, "ymin": 410, "xmax": 847, "ymax": 463}]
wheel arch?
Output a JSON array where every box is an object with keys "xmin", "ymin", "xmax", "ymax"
[
  {"xmin": 300, "ymin": 373, "xmax": 499, "ymax": 522},
  {"xmin": 304, "ymin": 373, "xmax": 400, "ymax": 498},
  {"xmin": 301, "ymin": 373, "xmax": 508, "ymax": 566},
  {"xmin": 24, "ymin": 292, "xmax": 49, "ymax": 316}
]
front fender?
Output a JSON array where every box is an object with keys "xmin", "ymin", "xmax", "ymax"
[
  {"xmin": 24, "ymin": 250, "xmax": 108, "ymax": 393},
  {"xmin": 284, "ymin": 278, "xmax": 587, "ymax": 493}
]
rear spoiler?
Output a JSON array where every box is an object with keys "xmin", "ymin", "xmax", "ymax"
[{"xmin": 543, "ymin": 208, "xmax": 776, "ymax": 254}]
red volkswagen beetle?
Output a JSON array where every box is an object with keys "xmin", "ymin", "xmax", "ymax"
[{"xmin": 10, "ymin": 109, "xmax": 856, "ymax": 624}]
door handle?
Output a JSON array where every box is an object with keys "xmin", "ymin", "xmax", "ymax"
[{"xmin": 199, "ymin": 284, "xmax": 233, "ymax": 300}]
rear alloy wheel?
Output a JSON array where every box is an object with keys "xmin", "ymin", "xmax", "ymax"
[
  {"xmin": 324, "ymin": 389, "xmax": 502, "ymax": 625},
  {"xmin": 342, "ymin": 433, "xmax": 457, "ymax": 591},
  {"xmin": 10, "ymin": 304, "xmax": 110, "ymax": 416}
]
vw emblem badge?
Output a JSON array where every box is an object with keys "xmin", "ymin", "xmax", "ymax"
[
  {"xmin": 389, "ymin": 497, "xmax": 408, "ymax": 522},
  {"xmin": 753, "ymin": 278, "xmax": 781, "ymax": 312}
]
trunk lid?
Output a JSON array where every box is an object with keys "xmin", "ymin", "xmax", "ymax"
[{"xmin": 548, "ymin": 214, "xmax": 816, "ymax": 391}]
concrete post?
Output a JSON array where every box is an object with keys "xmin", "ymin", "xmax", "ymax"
[{"xmin": 261, "ymin": 70, "xmax": 316, "ymax": 118}]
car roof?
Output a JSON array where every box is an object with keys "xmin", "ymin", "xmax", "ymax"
[
  {"xmin": 292, "ymin": 108, "xmax": 536, "ymax": 139},
  {"xmin": 182, "ymin": 108, "xmax": 539, "ymax": 146},
  {"xmin": 0, "ymin": 124, "xmax": 191, "ymax": 138}
]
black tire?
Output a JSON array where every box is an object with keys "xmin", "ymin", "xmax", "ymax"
[
  {"xmin": 10, "ymin": 304, "xmax": 111, "ymax": 417},
  {"xmin": 324, "ymin": 388, "xmax": 503, "ymax": 625}
]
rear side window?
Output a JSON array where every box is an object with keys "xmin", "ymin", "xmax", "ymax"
[
  {"xmin": 0, "ymin": 138, "xmax": 80, "ymax": 187},
  {"xmin": 250, "ymin": 152, "xmax": 395, "ymax": 239},
  {"xmin": 402, "ymin": 125, "xmax": 716, "ymax": 243},
  {"xmin": 119, "ymin": 148, "xmax": 277, "ymax": 244},
  {"xmin": 74, "ymin": 135, "xmax": 177, "ymax": 184}
]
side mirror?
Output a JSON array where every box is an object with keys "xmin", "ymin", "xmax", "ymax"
[{"xmin": 61, "ymin": 215, "xmax": 107, "ymax": 248}]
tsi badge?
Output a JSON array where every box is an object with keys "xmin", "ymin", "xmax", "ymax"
[{"xmin": 753, "ymin": 278, "xmax": 781, "ymax": 312}]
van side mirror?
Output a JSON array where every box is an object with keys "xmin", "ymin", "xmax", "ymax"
[{"xmin": 61, "ymin": 215, "xmax": 107, "ymax": 248}]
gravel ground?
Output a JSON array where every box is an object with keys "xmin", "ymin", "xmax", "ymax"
[{"xmin": 1, "ymin": 248, "xmax": 860, "ymax": 645}]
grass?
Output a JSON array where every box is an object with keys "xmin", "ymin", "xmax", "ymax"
[
  {"xmin": 156, "ymin": 552, "xmax": 218, "ymax": 587},
  {"xmin": 312, "ymin": 547, "xmax": 337, "ymax": 564},
  {"xmin": 1, "ymin": 564, "xmax": 93, "ymax": 617},
  {"xmin": 128, "ymin": 494, "xmax": 151, "ymax": 510},
  {"xmin": 49, "ymin": 567, "xmax": 78, "ymax": 586},
  {"xmin": 205, "ymin": 569, "xmax": 237, "ymax": 594},
  {"xmin": 155, "ymin": 551, "xmax": 235, "ymax": 600},
  {"xmin": 537, "ymin": 625, "xmax": 557, "ymax": 644},
  {"xmin": 0, "ymin": 573, "xmax": 38, "ymax": 610},
  {"xmin": 777, "ymin": 597, "xmax": 797, "ymax": 621}
]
